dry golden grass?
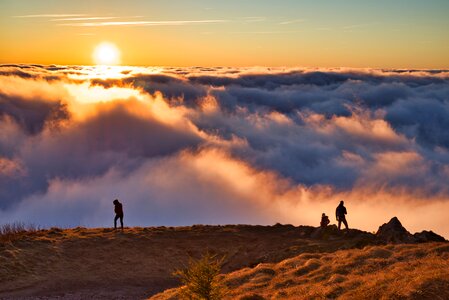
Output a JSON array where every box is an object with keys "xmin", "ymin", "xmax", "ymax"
[
  {"xmin": 0, "ymin": 222, "xmax": 39, "ymax": 243},
  {"xmin": 0, "ymin": 224, "xmax": 447, "ymax": 299},
  {"xmin": 0, "ymin": 224, "xmax": 328, "ymax": 298},
  {"xmin": 152, "ymin": 243, "xmax": 449, "ymax": 300}
]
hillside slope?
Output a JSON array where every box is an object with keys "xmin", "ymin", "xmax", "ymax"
[
  {"xmin": 152, "ymin": 242, "xmax": 449, "ymax": 300},
  {"xmin": 0, "ymin": 219, "xmax": 446, "ymax": 299},
  {"xmin": 0, "ymin": 224, "xmax": 371, "ymax": 299}
]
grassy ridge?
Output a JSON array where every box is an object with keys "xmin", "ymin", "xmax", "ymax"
[{"xmin": 0, "ymin": 223, "xmax": 447, "ymax": 299}]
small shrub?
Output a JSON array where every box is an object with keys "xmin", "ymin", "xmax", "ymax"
[
  {"xmin": 0, "ymin": 222, "xmax": 39, "ymax": 243},
  {"xmin": 174, "ymin": 252, "xmax": 226, "ymax": 300}
]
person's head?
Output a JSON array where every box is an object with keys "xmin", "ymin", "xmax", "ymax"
[
  {"xmin": 322, "ymin": 213, "xmax": 326, "ymax": 216},
  {"xmin": 113, "ymin": 199, "xmax": 119, "ymax": 204},
  {"xmin": 340, "ymin": 200, "xmax": 344, "ymax": 205}
]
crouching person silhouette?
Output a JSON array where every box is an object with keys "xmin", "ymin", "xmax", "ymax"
[
  {"xmin": 320, "ymin": 213, "xmax": 330, "ymax": 228},
  {"xmin": 113, "ymin": 199, "xmax": 124, "ymax": 230},
  {"xmin": 336, "ymin": 200, "xmax": 349, "ymax": 230}
]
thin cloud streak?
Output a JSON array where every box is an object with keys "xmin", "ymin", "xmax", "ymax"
[
  {"xmin": 59, "ymin": 20, "xmax": 230, "ymax": 27},
  {"xmin": 230, "ymin": 30, "xmax": 301, "ymax": 34},
  {"xmin": 13, "ymin": 14, "xmax": 87, "ymax": 18},
  {"xmin": 242, "ymin": 17, "xmax": 266, "ymax": 23},
  {"xmin": 50, "ymin": 17, "xmax": 125, "ymax": 21},
  {"xmin": 279, "ymin": 19, "xmax": 305, "ymax": 25},
  {"xmin": 342, "ymin": 22, "xmax": 378, "ymax": 30}
]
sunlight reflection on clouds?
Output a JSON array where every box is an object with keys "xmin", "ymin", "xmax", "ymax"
[{"xmin": 1, "ymin": 64, "xmax": 449, "ymax": 237}]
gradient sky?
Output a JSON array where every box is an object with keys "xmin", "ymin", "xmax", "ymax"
[{"xmin": 1, "ymin": 1, "xmax": 449, "ymax": 68}]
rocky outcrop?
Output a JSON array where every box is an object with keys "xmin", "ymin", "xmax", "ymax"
[
  {"xmin": 413, "ymin": 230, "xmax": 446, "ymax": 243},
  {"xmin": 376, "ymin": 217, "xmax": 446, "ymax": 243},
  {"xmin": 307, "ymin": 217, "xmax": 447, "ymax": 244},
  {"xmin": 376, "ymin": 217, "xmax": 415, "ymax": 243}
]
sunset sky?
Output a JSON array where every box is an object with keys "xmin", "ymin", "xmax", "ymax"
[
  {"xmin": 1, "ymin": 1, "xmax": 449, "ymax": 238},
  {"xmin": 1, "ymin": 0, "xmax": 449, "ymax": 68}
]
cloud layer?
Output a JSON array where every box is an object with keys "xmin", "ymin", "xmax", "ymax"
[{"xmin": 1, "ymin": 65, "xmax": 449, "ymax": 237}]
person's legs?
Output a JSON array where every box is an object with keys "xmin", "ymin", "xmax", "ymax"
[
  {"xmin": 114, "ymin": 215, "xmax": 119, "ymax": 229},
  {"xmin": 119, "ymin": 215, "xmax": 124, "ymax": 230},
  {"xmin": 343, "ymin": 218, "xmax": 349, "ymax": 230},
  {"xmin": 338, "ymin": 219, "xmax": 342, "ymax": 230}
]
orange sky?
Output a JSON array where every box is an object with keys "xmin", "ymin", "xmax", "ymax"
[{"xmin": 1, "ymin": 0, "xmax": 449, "ymax": 68}]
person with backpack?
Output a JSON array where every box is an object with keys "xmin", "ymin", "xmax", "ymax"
[
  {"xmin": 336, "ymin": 200, "xmax": 348, "ymax": 230},
  {"xmin": 113, "ymin": 199, "xmax": 124, "ymax": 230}
]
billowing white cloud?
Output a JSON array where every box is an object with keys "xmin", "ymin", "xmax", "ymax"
[{"xmin": 1, "ymin": 65, "xmax": 449, "ymax": 237}]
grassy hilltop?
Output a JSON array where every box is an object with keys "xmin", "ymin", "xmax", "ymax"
[{"xmin": 0, "ymin": 219, "xmax": 447, "ymax": 299}]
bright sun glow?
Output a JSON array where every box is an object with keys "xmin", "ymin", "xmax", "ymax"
[{"xmin": 93, "ymin": 42, "xmax": 121, "ymax": 65}]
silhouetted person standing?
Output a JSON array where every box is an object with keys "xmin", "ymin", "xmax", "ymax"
[
  {"xmin": 320, "ymin": 213, "xmax": 330, "ymax": 228},
  {"xmin": 336, "ymin": 200, "xmax": 348, "ymax": 230},
  {"xmin": 113, "ymin": 199, "xmax": 124, "ymax": 230}
]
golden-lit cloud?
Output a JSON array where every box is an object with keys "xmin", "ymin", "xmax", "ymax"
[
  {"xmin": 0, "ymin": 157, "xmax": 26, "ymax": 178},
  {"xmin": 1, "ymin": 65, "xmax": 449, "ymax": 237}
]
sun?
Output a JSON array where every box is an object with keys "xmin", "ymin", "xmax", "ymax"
[{"xmin": 93, "ymin": 42, "xmax": 121, "ymax": 65}]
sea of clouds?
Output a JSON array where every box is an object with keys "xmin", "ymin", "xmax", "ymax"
[{"xmin": 1, "ymin": 64, "xmax": 448, "ymax": 236}]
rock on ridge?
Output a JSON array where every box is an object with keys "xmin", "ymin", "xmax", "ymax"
[
  {"xmin": 413, "ymin": 230, "xmax": 446, "ymax": 243},
  {"xmin": 376, "ymin": 217, "xmax": 415, "ymax": 243},
  {"xmin": 376, "ymin": 217, "xmax": 446, "ymax": 243}
]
